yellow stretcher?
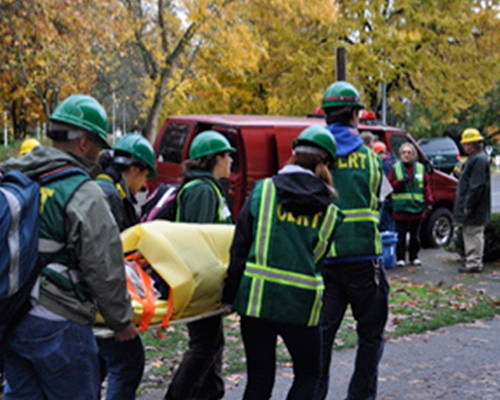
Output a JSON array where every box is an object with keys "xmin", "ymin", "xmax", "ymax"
[{"xmin": 94, "ymin": 221, "xmax": 235, "ymax": 338}]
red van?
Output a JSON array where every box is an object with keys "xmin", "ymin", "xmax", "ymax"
[{"xmin": 150, "ymin": 114, "xmax": 457, "ymax": 248}]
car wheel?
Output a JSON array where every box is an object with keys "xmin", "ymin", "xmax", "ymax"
[{"xmin": 422, "ymin": 207, "xmax": 453, "ymax": 248}]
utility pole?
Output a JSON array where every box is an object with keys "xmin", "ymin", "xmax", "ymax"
[
  {"xmin": 381, "ymin": 82, "xmax": 387, "ymax": 125},
  {"xmin": 336, "ymin": 47, "xmax": 347, "ymax": 81}
]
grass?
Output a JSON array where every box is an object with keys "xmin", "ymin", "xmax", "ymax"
[{"xmin": 137, "ymin": 276, "xmax": 500, "ymax": 394}]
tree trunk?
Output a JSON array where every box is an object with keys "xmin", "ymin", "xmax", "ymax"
[{"xmin": 144, "ymin": 70, "xmax": 169, "ymax": 142}]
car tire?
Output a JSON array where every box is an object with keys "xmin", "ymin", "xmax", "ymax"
[{"xmin": 421, "ymin": 207, "xmax": 453, "ymax": 248}]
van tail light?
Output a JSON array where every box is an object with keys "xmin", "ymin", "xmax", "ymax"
[
  {"xmin": 359, "ymin": 110, "xmax": 376, "ymax": 120},
  {"xmin": 314, "ymin": 107, "xmax": 324, "ymax": 115},
  {"xmin": 455, "ymin": 153, "xmax": 460, "ymax": 160}
]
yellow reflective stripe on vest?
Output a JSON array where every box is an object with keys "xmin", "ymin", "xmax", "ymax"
[
  {"xmin": 245, "ymin": 263, "xmax": 325, "ymax": 290},
  {"xmin": 313, "ymin": 204, "xmax": 338, "ymax": 262},
  {"xmin": 392, "ymin": 193, "xmax": 424, "ymax": 201},
  {"xmin": 246, "ymin": 275, "xmax": 265, "ymax": 317},
  {"xmin": 394, "ymin": 162, "xmax": 403, "ymax": 180},
  {"xmin": 342, "ymin": 208, "xmax": 379, "ymax": 223},
  {"xmin": 368, "ymin": 149, "xmax": 382, "ymax": 211},
  {"xmin": 308, "ymin": 290, "xmax": 323, "ymax": 326},
  {"xmin": 255, "ymin": 179, "xmax": 276, "ymax": 266}
]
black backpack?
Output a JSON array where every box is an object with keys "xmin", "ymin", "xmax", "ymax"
[{"xmin": 141, "ymin": 184, "xmax": 180, "ymax": 222}]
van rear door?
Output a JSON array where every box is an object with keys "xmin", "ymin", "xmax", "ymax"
[
  {"xmin": 151, "ymin": 119, "xmax": 194, "ymax": 191},
  {"xmin": 273, "ymin": 126, "xmax": 308, "ymax": 168}
]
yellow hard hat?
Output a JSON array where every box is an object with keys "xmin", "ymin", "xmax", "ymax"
[
  {"xmin": 19, "ymin": 138, "xmax": 41, "ymax": 157},
  {"xmin": 460, "ymin": 128, "xmax": 483, "ymax": 144}
]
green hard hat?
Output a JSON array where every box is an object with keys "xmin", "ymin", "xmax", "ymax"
[
  {"xmin": 50, "ymin": 94, "xmax": 110, "ymax": 149},
  {"xmin": 189, "ymin": 130, "xmax": 236, "ymax": 160},
  {"xmin": 322, "ymin": 81, "xmax": 365, "ymax": 109},
  {"xmin": 113, "ymin": 133, "xmax": 158, "ymax": 178},
  {"xmin": 293, "ymin": 125, "xmax": 337, "ymax": 163}
]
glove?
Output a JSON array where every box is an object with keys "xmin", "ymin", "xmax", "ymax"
[{"xmin": 400, "ymin": 176, "xmax": 410, "ymax": 184}]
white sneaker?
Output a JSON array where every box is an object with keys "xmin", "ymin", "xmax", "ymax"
[
  {"xmin": 396, "ymin": 260, "xmax": 406, "ymax": 267},
  {"xmin": 411, "ymin": 258, "xmax": 422, "ymax": 266}
]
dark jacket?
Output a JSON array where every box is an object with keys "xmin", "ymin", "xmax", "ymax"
[
  {"xmin": 97, "ymin": 165, "xmax": 139, "ymax": 232},
  {"xmin": 222, "ymin": 166, "xmax": 336, "ymax": 305},
  {"xmin": 454, "ymin": 151, "xmax": 491, "ymax": 225}
]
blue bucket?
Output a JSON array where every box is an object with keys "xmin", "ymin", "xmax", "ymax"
[{"xmin": 381, "ymin": 231, "xmax": 398, "ymax": 269}]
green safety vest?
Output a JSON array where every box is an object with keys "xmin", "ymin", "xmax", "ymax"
[
  {"xmin": 234, "ymin": 178, "xmax": 342, "ymax": 326},
  {"xmin": 176, "ymin": 178, "xmax": 232, "ymax": 224},
  {"xmin": 328, "ymin": 145, "xmax": 383, "ymax": 258},
  {"xmin": 38, "ymin": 171, "xmax": 92, "ymax": 302},
  {"xmin": 392, "ymin": 161, "xmax": 425, "ymax": 214}
]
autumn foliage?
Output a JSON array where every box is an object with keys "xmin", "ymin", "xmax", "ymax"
[{"xmin": 2, "ymin": 0, "xmax": 500, "ymax": 140}]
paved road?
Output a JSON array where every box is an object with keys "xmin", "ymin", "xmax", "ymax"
[
  {"xmin": 140, "ymin": 247, "xmax": 500, "ymax": 399},
  {"xmin": 223, "ymin": 318, "xmax": 500, "ymax": 400},
  {"xmin": 221, "ymin": 247, "xmax": 500, "ymax": 399}
]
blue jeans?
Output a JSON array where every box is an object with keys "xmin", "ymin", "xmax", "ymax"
[
  {"xmin": 241, "ymin": 316, "xmax": 321, "ymax": 400},
  {"xmin": 4, "ymin": 314, "xmax": 99, "ymax": 400},
  {"xmin": 319, "ymin": 260, "xmax": 389, "ymax": 400},
  {"xmin": 97, "ymin": 335, "xmax": 145, "ymax": 400}
]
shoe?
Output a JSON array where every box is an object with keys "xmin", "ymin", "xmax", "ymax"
[
  {"xmin": 396, "ymin": 260, "xmax": 406, "ymax": 267},
  {"xmin": 457, "ymin": 266, "xmax": 482, "ymax": 274},
  {"xmin": 411, "ymin": 259, "xmax": 422, "ymax": 266}
]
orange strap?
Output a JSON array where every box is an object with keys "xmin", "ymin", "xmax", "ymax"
[{"xmin": 125, "ymin": 252, "xmax": 174, "ymax": 333}]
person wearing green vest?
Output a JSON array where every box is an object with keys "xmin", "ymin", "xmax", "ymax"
[
  {"xmin": 164, "ymin": 130, "xmax": 234, "ymax": 400},
  {"xmin": 95, "ymin": 133, "xmax": 157, "ymax": 400},
  {"xmin": 319, "ymin": 81, "xmax": 389, "ymax": 400},
  {"xmin": 222, "ymin": 126, "xmax": 343, "ymax": 399},
  {"xmin": 389, "ymin": 143, "xmax": 433, "ymax": 267},
  {"xmin": 0, "ymin": 94, "xmax": 136, "ymax": 399}
]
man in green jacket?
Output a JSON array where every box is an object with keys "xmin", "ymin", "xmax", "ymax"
[
  {"xmin": 0, "ymin": 94, "xmax": 136, "ymax": 400},
  {"xmin": 454, "ymin": 128, "xmax": 491, "ymax": 273},
  {"xmin": 319, "ymin": 81, "xmax": 389, "ymax": 400}
]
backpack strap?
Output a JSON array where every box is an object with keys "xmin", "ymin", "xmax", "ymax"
[{"xmin": 38, "ymin": 166, "xmax": 90, "ymax": 186}]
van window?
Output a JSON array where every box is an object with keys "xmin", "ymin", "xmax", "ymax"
[
  {"xmin": 158, "ymin": 123, "xmax": 190, "ymax": 164},
  {"xmin": 389, "ymin": 134, "xmax": 411, "ymax": 159}
]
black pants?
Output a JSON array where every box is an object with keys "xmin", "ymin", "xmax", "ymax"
[
  {"xmin": 395, "ymin": 219, "xmax": 422, "ymax": 262},
  {"xmin": 240, "ymin": 316, "xmax": 321, "ymax": 400},
  {"xmin": 164, "ymin": 315, "xmax": 225, "ymax": 400},
  {"xmin": 319, "ymin": 260, "xmax": 389, "ymax": 400}
]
